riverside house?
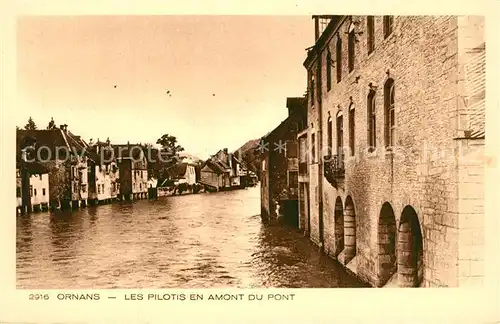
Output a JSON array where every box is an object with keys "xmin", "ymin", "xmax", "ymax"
[
  {"xmin": 113, "ymin": 143, "xmax": 148, "ymax": 200},
  {"xmin": 88, "ymin": 139, "xmax": 119, "ymax": 204},
  {"xmin": 259, "ymin": 97, "xmax": 305, "ymax": 226},
  {"xmin": 200, "ymin": 148, "xmax": 243, "ymax": 191},
  {"xmin": 17, "ymin": 124, "xmax": 91, "ymax": 211}
]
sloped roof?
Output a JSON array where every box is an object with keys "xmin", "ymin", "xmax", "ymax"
[
  {"xmin": 17, "ymin": 129, "xmax": 71, "ymax": 161},
  {"xmin": 203, "ymin": 160, "xmax": 227, "ymax": 174},
  {"xmin": 25, "ymin": 161, "xmax": 49, "ymax": 174},
  {"xmin": 166, "ymin": 162, "xmax": 188, "ymax": 179}
]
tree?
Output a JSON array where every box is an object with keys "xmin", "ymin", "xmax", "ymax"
[
  {"xmin": 46, "ymin": 117, "xmax": 56, "ymax": 130},
  {"xmin": 24, "ymin": 117, "xmax": 37, "ymax": 130},
  {"xmin": 16, "ymin": 126, "xmax": 20, "ymax": 131},
  {"xmin": 155, "ymin": 134, "xmax": 185, "ymax": 180}
]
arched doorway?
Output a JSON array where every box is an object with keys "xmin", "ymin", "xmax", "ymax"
[
  {"xmin": 378, "ymin": 202, "xmax": 397, "ymax": 286},
  {"xmin": 397, "ymin": 205, "xmax": 424, "ymax": 287},
  {"xmin": 334, "ymin": 197, "xmax": 344, "ymax": 256},
  {"xmin": 344, "ymin": 196, "xmax": 356, "ymax": 264}
]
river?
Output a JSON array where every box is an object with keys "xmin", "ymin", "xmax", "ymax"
[{"xmin": 16, "ymin": 186, "xmax": 367, "ymax": 289}]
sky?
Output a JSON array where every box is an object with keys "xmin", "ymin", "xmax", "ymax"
[{"xmin": 16, "ymin": 15, "xmax": 313, "ymax": 159}]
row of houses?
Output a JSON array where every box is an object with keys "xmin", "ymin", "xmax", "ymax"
[
  {"xmin": 200, "ymin": 148, "xmax": 258, "ymax": 191},
  {"xmin": 16, "ymin": 125, "xmax": 199, "ymax": 213},
  {"xmin": 260, "ymin": 15, "xmax": 485, "ymax": 288}
]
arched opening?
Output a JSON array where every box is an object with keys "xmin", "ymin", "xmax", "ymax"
[
  {"xmin": 343, "ymin": 196, "xmax": 356, "ymax": 264},
  {"xmin": 334, "ymin": 197, "xmax": 344, "ymax": 256},
  {"xmin": 378, "ymin": 202, "xmax": 397, "ymax": 286},
  {"xmin": 397, "ymin": 206, "xmax": 424, "ymax": 287}
]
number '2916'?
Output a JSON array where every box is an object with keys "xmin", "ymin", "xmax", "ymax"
[{"xmin": 29, "ymin": 294, "xmax": 49, "ymax": 300}]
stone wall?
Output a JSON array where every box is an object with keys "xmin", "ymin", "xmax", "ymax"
[{"xmin": 304, "ymin": 15, "xmax": 485, "ymax": 287}]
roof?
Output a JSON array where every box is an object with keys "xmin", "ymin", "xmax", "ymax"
[
  {"xmin": 303, "ymin": 16, "xmax": 345, "ymax": 68},
  {"xmin": 166, "ymin": 162, "xmax": 189, "ymax": 179},
  {"xmin": 87, "ymin": 145, "xmax": 115, "ymax": 164},
  {"xmin": 17, "ymin": 129, "xmax": 76, "ymax": 161},
  {"xmin": 25, "ymin": 161, "xmax": 49, "ymax": 175},
  {"xmin": 203, "ymin": 160, "xmax": 227, "ymax": 174},
  {"xmin": 261, "ymin": 116, "xmax": 292, "ymax": 143}
]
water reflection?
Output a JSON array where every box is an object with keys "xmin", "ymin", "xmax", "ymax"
[{"xmin": 16, "ymin": 187, "xmax": 367, "ymax": 289}]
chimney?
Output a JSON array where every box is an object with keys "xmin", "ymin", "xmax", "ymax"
[{"xmin": 223, "ymin": 148, "xmax": 228, "ymax": 154}]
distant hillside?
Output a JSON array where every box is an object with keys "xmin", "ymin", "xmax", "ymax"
[{"xmin": 233, "ymin": 138, "xmax": 261, "ymax": 175}]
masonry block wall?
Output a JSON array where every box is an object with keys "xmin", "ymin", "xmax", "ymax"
[
  {"xmin": 305, "ymin": 15, "xmax": 485, "ymax": 287},
  {"xmin": 456, "ymin": 15, "xmax": 485, "ymax": 286}
]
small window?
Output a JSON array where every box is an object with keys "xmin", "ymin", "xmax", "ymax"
[
  {"xmin": 383, "ymin": 16, "xmax": 394, "ymax": 38},
  {"xmin": 336, "ymin": 112, "xmax": 344, "ymax": 155},
  {"xmin": 30, "ymin": 185, "xmax": 33, "ymax": 197},
  {"xmin": 327, "ymin": 117, "xmax": 333, "ymax": 155},
  {"xmin": 311, "ymin": 133, "xmax": 316, "ymax": 163},
  {"xmin": 17, "ymin": 187, "xmax": 21, "ymax": 197},
  {"xmin": 348, "ymin": 28, "xmax": 355, "ymax": 72},
  {"xmin": 367, "ymin": 16, "xmax": 375, "ymax": 54},
  {"xmin": 310, "ymin": 73, "xmax": 315, "ymax": 105},
  {"xmin": 336, "ymin": 37, "xmax": 342, "ymax": 83},
  {"xmin": 349, "ymin": 105, "xmax": 355, "ymax": 156},
  {"xmin": 326, "ymin": 51, "xmax": 332, "ymax": 91},
  {"xmin": 367, "ymin": 90, "xmax": 377, "ymax": 152},
  {"xmin": 34, "ymin": 188, "xmax": 37, "ymax": 196},
  {"xmin": 288, "ymin": 171, "xmax": 298, "ymax": 188},
  {"xmin": 384, "ymin": 78, "xmax": 396, "ymax": 148},
  {"xmin": 286, "ymin": 141, "xmax": 298, "ymax": 158},
  {"xmin": 42, "ymin": 188, "xmax": 46, "ymax": 196}
]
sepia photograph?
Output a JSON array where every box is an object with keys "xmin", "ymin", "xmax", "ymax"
[{"xmin": 14, "ymin": 14, "xmax": 486, "ymax": 291}]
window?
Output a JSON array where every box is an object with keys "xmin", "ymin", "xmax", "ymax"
[
  {"xmin": 311, "ymin": 133, "xmax": 316, "ymax": 163},
  {"xmin": 288, "ymin": 171, "xmax": 298, "ymax": 188},
  {"xmin": 326, "ymin": 51, "xmax": 332, "ymax": 91},
  {"xmin": 348, "ymin": 28, "xmax": 355, "ymax": 72},
  {"xmin": 336, "ymin": 37, "xmax": 342, "ymax": 83},
  {"xmin": 383, "ymin": 16, "xmax": 394, "ymax": 38},
  {"xmin": 81, "ymin": 184, "xmax": 86, "ymax": 193},
  {"xmin": 30, "ymin": 185, "xmax": 33, "ymax": 197},
  {"xmin": 74, "ymin": 183, "xmax": 78, "ymax": 192},
  {"xmin": 336, "ymin": 112, "xmax": 344, "ymax": 155},
  {"xmin": 384, "ymin": 79, "xmax": 395, "ymax": 148},
  {"xmin": 17, "ymin": 187, "xmax": 21, "ymax": 197},
  {"xmin": 310, "ymin": 73, "xmax": 315, "ymax": 105},
  {"xmin": 34, "ymin": 189, "xmax": 37, "ymax": 196},
  {"xmin": 140, "ymin": 183, "xmax": 142, "ymax": 190},
  {"xmin": 367, "ymin": 16, "xmax": 375, "ymax": 54},
  {"xmin": 349, "ymin": 105, "xmax": 355, "ymax": 156},
  {"xmin": 367, "ymin": 90, "xmax": 377, "ymax": 152},
  {"xmin": 286, "ymin": 141, "xmax": 298, "ymax": 158},
  {"xmin": 98, "ymin": 184, "xmax": 101, "ymax": 194},
  {"xmin": 42, "ymin": 188, "xmax": 46, "ymax": 196},
  {"xmin": 327, "ymin": 117, "xmax": 333, "ymax": 156}
]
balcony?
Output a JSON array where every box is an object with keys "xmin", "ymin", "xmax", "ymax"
[{"xmin": 324, "ymin": 154, "xmax": 345, "ymax": 188}]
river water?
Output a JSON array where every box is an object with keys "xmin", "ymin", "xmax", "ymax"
[{"xmin": 16, "ymin": 186, "xmax": 367, "ymax": 289}]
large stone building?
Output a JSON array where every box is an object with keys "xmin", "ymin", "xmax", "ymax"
[{"xmin": 300, "ymin": 15, "xmax": 485, "ymax": 287}]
